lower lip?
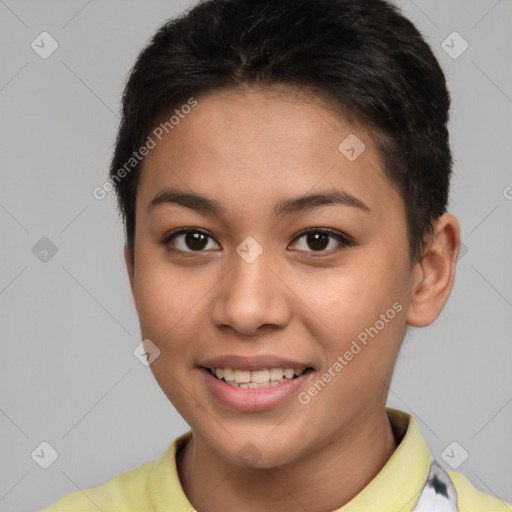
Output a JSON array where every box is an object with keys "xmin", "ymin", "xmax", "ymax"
[{"xmin": 200, "ymin": 367, "xmax": 314, "ymax": 411}]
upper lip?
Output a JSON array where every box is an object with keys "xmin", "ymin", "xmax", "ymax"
[{"xmin": 199, "ymin": 354, "xmax": 314, "ymax": 371}]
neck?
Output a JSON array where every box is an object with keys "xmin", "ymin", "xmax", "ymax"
[{"xmin": 177, "ymin": 407, "xmax": 398, "ymax": 512}]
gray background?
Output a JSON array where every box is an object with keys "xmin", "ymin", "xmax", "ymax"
[{"xmin": 0, "ymin": 0, "xmax": 511, "ymax": 510}]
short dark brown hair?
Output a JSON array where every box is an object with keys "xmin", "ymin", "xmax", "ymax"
[{"xmin": 109, "ymin": 0, "xmax": 452, "ymax": 267}]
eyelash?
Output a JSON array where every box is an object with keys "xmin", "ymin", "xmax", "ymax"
[{"xmin": 159, "ymin": 227, "xmax": 354, "ymax": 255}]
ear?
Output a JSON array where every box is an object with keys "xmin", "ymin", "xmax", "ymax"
[
  {"xmin": 124, "ymin": 243, "xmax": 135, "ymax": 299},
  {"xmin": 406, "ymin": 213, "xmax": 461, "ymax": 328}
]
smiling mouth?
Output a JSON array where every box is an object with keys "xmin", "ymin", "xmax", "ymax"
[{"xmin": 202, "ymin": 366, "xmax": 314, "ymax": 388}]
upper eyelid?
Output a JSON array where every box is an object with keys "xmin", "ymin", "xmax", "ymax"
[{"xmin": 293, "ymin": 227, "xmax": 352, "ymax": 242}]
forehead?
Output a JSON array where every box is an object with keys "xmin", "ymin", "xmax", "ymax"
[{"xmin": 137, "ymin": 85, "xmax": 402, "ymax": 221}]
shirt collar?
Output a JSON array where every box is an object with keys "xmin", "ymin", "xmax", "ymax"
[
  {"xmin": 148, "ymin": 407, "xmax": 433, "ymax": 512},
  {"xmin": 335, "ymin": 407, "xmax": 434, "ymax": 511}
]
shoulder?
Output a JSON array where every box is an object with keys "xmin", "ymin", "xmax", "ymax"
[
  {"xmin": 38, "ymin": 458, "xmax": 155, "ymax": 512},
  {"xmin": 449, "ymin": 470, "xmax": 512, "ymax": 512}
]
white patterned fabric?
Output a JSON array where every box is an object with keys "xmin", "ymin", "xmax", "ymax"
[{"xmin": 412, "ymin": 458, "xmax": 459, "ymax": 511}]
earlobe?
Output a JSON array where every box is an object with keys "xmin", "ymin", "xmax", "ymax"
[{"xmin": 405, "ymin": 213, "xmax": 461, "ymax": 328}]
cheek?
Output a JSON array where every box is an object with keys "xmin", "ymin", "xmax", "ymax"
[
  {"xmin": 293, "ymin": 254, "xmax": 408, "ymax": 368},
  {"xmin": 132, "ymin": 255, "xmax": 194, "ymax": 348},
  {"xmin": 291, "ymin": 261, "xmax": 397, "ymax": 330},
  {"xmin": 132, "ymin": 249, "xmax": 225, "ymax": 363}
]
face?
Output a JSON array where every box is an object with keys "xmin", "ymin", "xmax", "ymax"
[{"xmin": 126, "ymin": 85, "xmax": 418, "ymax": 468}]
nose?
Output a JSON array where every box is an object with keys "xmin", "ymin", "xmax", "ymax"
[{"xmin": 210, "ymin": 246, "xmax": 292, "ymax": 337}]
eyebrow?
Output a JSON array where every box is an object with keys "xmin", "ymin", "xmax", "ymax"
[{"xmin": 147, "ymin": 187, "xmax": 371, "ymax": 219}]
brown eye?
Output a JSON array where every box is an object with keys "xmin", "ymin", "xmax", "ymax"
[
  {"xmin": 160, "ymin": 229, "xmax": 220, "ymax": 252},
  {"xmin": 304, "ymin": 232, "xmax": 330, "ymax": 251},
  {"xmin": 290, "ymin": 228, "xmax": 353, "ymax": 254}
]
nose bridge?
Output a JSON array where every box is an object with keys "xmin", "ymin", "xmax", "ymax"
[{"xmin": 212, "ymin": 235, "xmax": 290, "ymax": 335}]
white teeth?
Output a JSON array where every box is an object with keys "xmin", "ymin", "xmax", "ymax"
[
  {"xmin": 209, "ymin": 366, "xmax": 309, "ymax": 387},
  {"xmin": 223, "ymin": 368, "xmax": 235, "ymax": 381},
  {"xmin": 225, "ymin": 378, "xmax": 293, "ymax": 388},
  {"xmin": 251, "ymin": 369, "xmax": 270, "ymax": 383},
  {"xmin": 269, "ymin": 368, "xmax": 284, "ymax": 380},
  {"xmin": 234, "ymin": 369, "xmax": 251, "ymax": 383},
  {"xmin": 283, "ymin": 368, "xmax": 295, "ymax": 379}
]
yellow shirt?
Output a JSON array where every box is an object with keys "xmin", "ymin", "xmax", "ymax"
[{"xmin": 39, "ymin": 408, "xmax": 511, "ymax": 511}]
